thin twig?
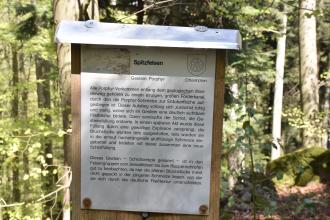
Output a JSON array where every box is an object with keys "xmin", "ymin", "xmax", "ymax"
[
  {"xmin": 0, "ymin": 203, "xmax": 25, "ymax": 208},
  {"xmin": 261, "ymin": 0, "xmax": 275, "ymax": 14},
  {"xmin": 0, "ymin": 198, "xmax": 24, "ymax": 208},
  {"xmin": 259, "ymin": 28, "xmax": 281, "ymax": 34},
  {"xmin": 36, "ymin": 184, "xmax": 70, "ymax": 203},
  {"xmin": 37, "ymin": 170, "xmax": 72, "ymax": 202},
  {"xmin": 118, "ymin": 0, "xmax": 176, "ymax": 22},
  {"xmin": 0, "ymin": 166, "xmax": 73, "ymax": 209}
]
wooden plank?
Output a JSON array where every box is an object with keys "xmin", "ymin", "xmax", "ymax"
[
  {"xmin": 208, "ymin": 50, "xmax": 226, "ymax": 220},
  {"xmin": 71, "ymin": 45, "xmax": 226, "ymax": 220},
  {"xmin": 71, "ymin": 44, "xmax": 81, "ymax": 220}
]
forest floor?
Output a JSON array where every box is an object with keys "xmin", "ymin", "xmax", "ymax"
[{"xmin": 227, "ymin": 182, "xmax": 330, "ymax": 220}]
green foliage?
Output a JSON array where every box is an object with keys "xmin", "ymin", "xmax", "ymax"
[
  {"xmin": 283, "ymin": 107, "xmax": 328, "ymax": 147},
  {"xmin": 0, "ymin": 0, "xmax": 328, "ymax": 218},
  {"xmin": 15, "ymin": 3, "xmax": 38, "ymax": 40},
  {"xmin": 0, "ymin": 0, "xmax": 64, "ymax": 218}
]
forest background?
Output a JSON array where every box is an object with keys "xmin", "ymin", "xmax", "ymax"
[{"xmin": 0, "ymin": 0, "xmax": 329, "ymax": 219}]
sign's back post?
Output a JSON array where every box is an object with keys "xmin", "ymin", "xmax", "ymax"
[{"xmin": 71, "ymin": 43, "xmax": 226, "ymax": 220}]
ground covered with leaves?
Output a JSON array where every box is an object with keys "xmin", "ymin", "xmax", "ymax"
[{"xmin": 221, "ymin": 182, "xmax": 330, "ymax": 220}]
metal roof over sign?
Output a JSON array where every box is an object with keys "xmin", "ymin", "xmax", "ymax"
[{"xmin": 55, "ymin": 20, "xmax": 242, "ymax": 50}]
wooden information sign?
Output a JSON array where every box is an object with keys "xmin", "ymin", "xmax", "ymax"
[{"xmin": 56, "ymin": 21, "xmax": 241, "ymax": 220}]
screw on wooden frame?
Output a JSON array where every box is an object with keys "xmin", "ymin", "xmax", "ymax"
[
  {"xmin": 82, "ymin": 198, "xmax": 92, "ymax": 209},
  {"xmin": 199, "ymin": 204, "xmax": 208, "ymax": 214},
  {"xmin": 141, "ymin": 212, "xmax": 150, "ymax": 220}
]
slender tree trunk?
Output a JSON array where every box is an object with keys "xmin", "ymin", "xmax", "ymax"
[
  {"xmin": 11, "ymin": 47, "xmax": 20, "ymax": 203},
  {"xmin": 0, "ymin": 46, "xmax": 10, "ymax": 220},
  {"xmin": 271, "ymin": 12, "xmax": 287, "ymax": 160},
  {"xmin": 53, "ymin": 1, "xmax": 84, "ymax": 219},
  {"xmin": 326, "ymin": 92, "xmax": 330, "ymax": 149},
  {"xmin": 35, "ymin": 56, "xmax": 56, "ymax": 220},
  {"xmin": 299, "ymin": 0, "xmax": 319, "ymax": 147},
  {"xmin": 321, "ymin": 49, "xmax": 330, "ymax": 149},
  {"xmin": 89, "ymin": 0, "xmax": 99, "ymax": 20},
  {"xmin": 227, "ymin": 83, "xmax": 244, "ymax": 189},
  {"xmin": 19, "ymin": 53, "xmax": 31, "ymax": 202},
  {"xmin": 319, "ymin": 0, "xmax": 330, "ymax": 148},
  {"xmin": 20, "ymin": 53, "xmax": 27, "ymax": 118},
  {"xmin": 325, "ymin": 51, "xmax": 330, "ymax": 149},
  {"xmin": 77, "ymin": 0, "xmax": 99, "ymax": 20},
  {"xmin": 137, "ymin": 0, "xmax": 145, "ymax": 24}
]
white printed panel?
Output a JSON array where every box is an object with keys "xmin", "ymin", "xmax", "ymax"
[{"xmin": 80, "ymin": 47, "xmax": 216, "ymax": 215}]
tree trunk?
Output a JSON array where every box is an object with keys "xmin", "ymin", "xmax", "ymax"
[
  {"xmin": 271, "ymin": 12, "xmax": 287, "ymax": 160},
  {"xmin": 137, "ymin": 0, "xmax": 145, "ymax": 24},
  {"xmin": 320, "ymin": 49, "xmax": 330, "ymax": 149},
  {"xmin": 53, "ymin": 1, "xmax": 79, "ymax": 219},
  {"xmin": 19, "ymin": 53, "xmax": 31, "ymax": 203},
  {"xmin": 35, "ymin": 56, "xmax": 56, "ymax": 220},
  {"xmin": 319, "ymin": 0, "xmax": 330, "ymax": 148},
  {"xmin": 77, "ymin": 0, "xmax": 100, "ymax": 20},
  {"xmin": 227, "ymin": 83, "xmax": 244, "ymax": 189},
  {"xmin": 299, "ymin": 0, "xmax": 320, "ymax": 148},
  {"xmin": 11, "ymin": 47, "xmax": 20, "ymax": 203},
  {"xmin": 89, "ymin": 0, "xmax": 99, "ymax": 20}
]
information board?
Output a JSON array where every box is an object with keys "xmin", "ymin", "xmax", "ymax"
[{"xmin": 81, "ymin": 47, "xmax": 216, "ymax": 214}]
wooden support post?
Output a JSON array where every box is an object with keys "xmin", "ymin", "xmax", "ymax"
[{"xmin": 71, "ymin": 45, "xmax": 226, "ymax": 220}]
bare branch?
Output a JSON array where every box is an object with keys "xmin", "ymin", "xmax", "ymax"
[
  {"xmin": 0, "ymin": 167, "xmax": 72, "ymax": 209},
  {"xmin": 118, "ymin": 0, "xmax": 176, "ymax": 22},
  {"xmin": 37, "ymin": 170, "xmax": 72, "ymax": 202},
  {"xmin": 0, "ymin": 198, "xmax": 24, "ymax": 208}
]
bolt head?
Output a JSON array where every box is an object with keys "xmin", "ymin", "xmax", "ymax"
[
  {"xmin": 199, "ymin": 204, "xmax": 208, "ymax": 214},
  {"xmin": 82, "ymin": 198, "xmax": 92, "ymax": 209}
]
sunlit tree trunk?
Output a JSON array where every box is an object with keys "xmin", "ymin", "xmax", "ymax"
[
  {"xmin": 227, "ymin": 83, "xmax": 244, "ymax": 189},
  {"xmin": 299, "ymin": 0, "xmax": 319, "ymax": 148},
  {"xmin": 53, "ymin": 1, "xmax": 78, "ymax": 219},
  {"xmin": 78, "ymin": 0, "xmax": 100, "ymax": 20},
  {"xmin": 89, "ymin": 0, "xmax": 99, "ymax": 20},
  {"xmin": 271, "ymin": 12, "xmax": 287, "ymax": 160},
  {"xmin": 53, "ymin": 1, "xmax": 98, "ymax": 219},
  {"xmin": 320, "ymin": 49, "xmax": 330, "ymax": 148},
  {"xmin": 323, "ymin": 50, "xmax": 330, "ymax": 148},
  {"xmin": 11, "ymin": 47, "xmax": 20, "ymax": 203},
  {"xmin": 0, "ymin": 45, "xmax": 11, "ymax": 220}
]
